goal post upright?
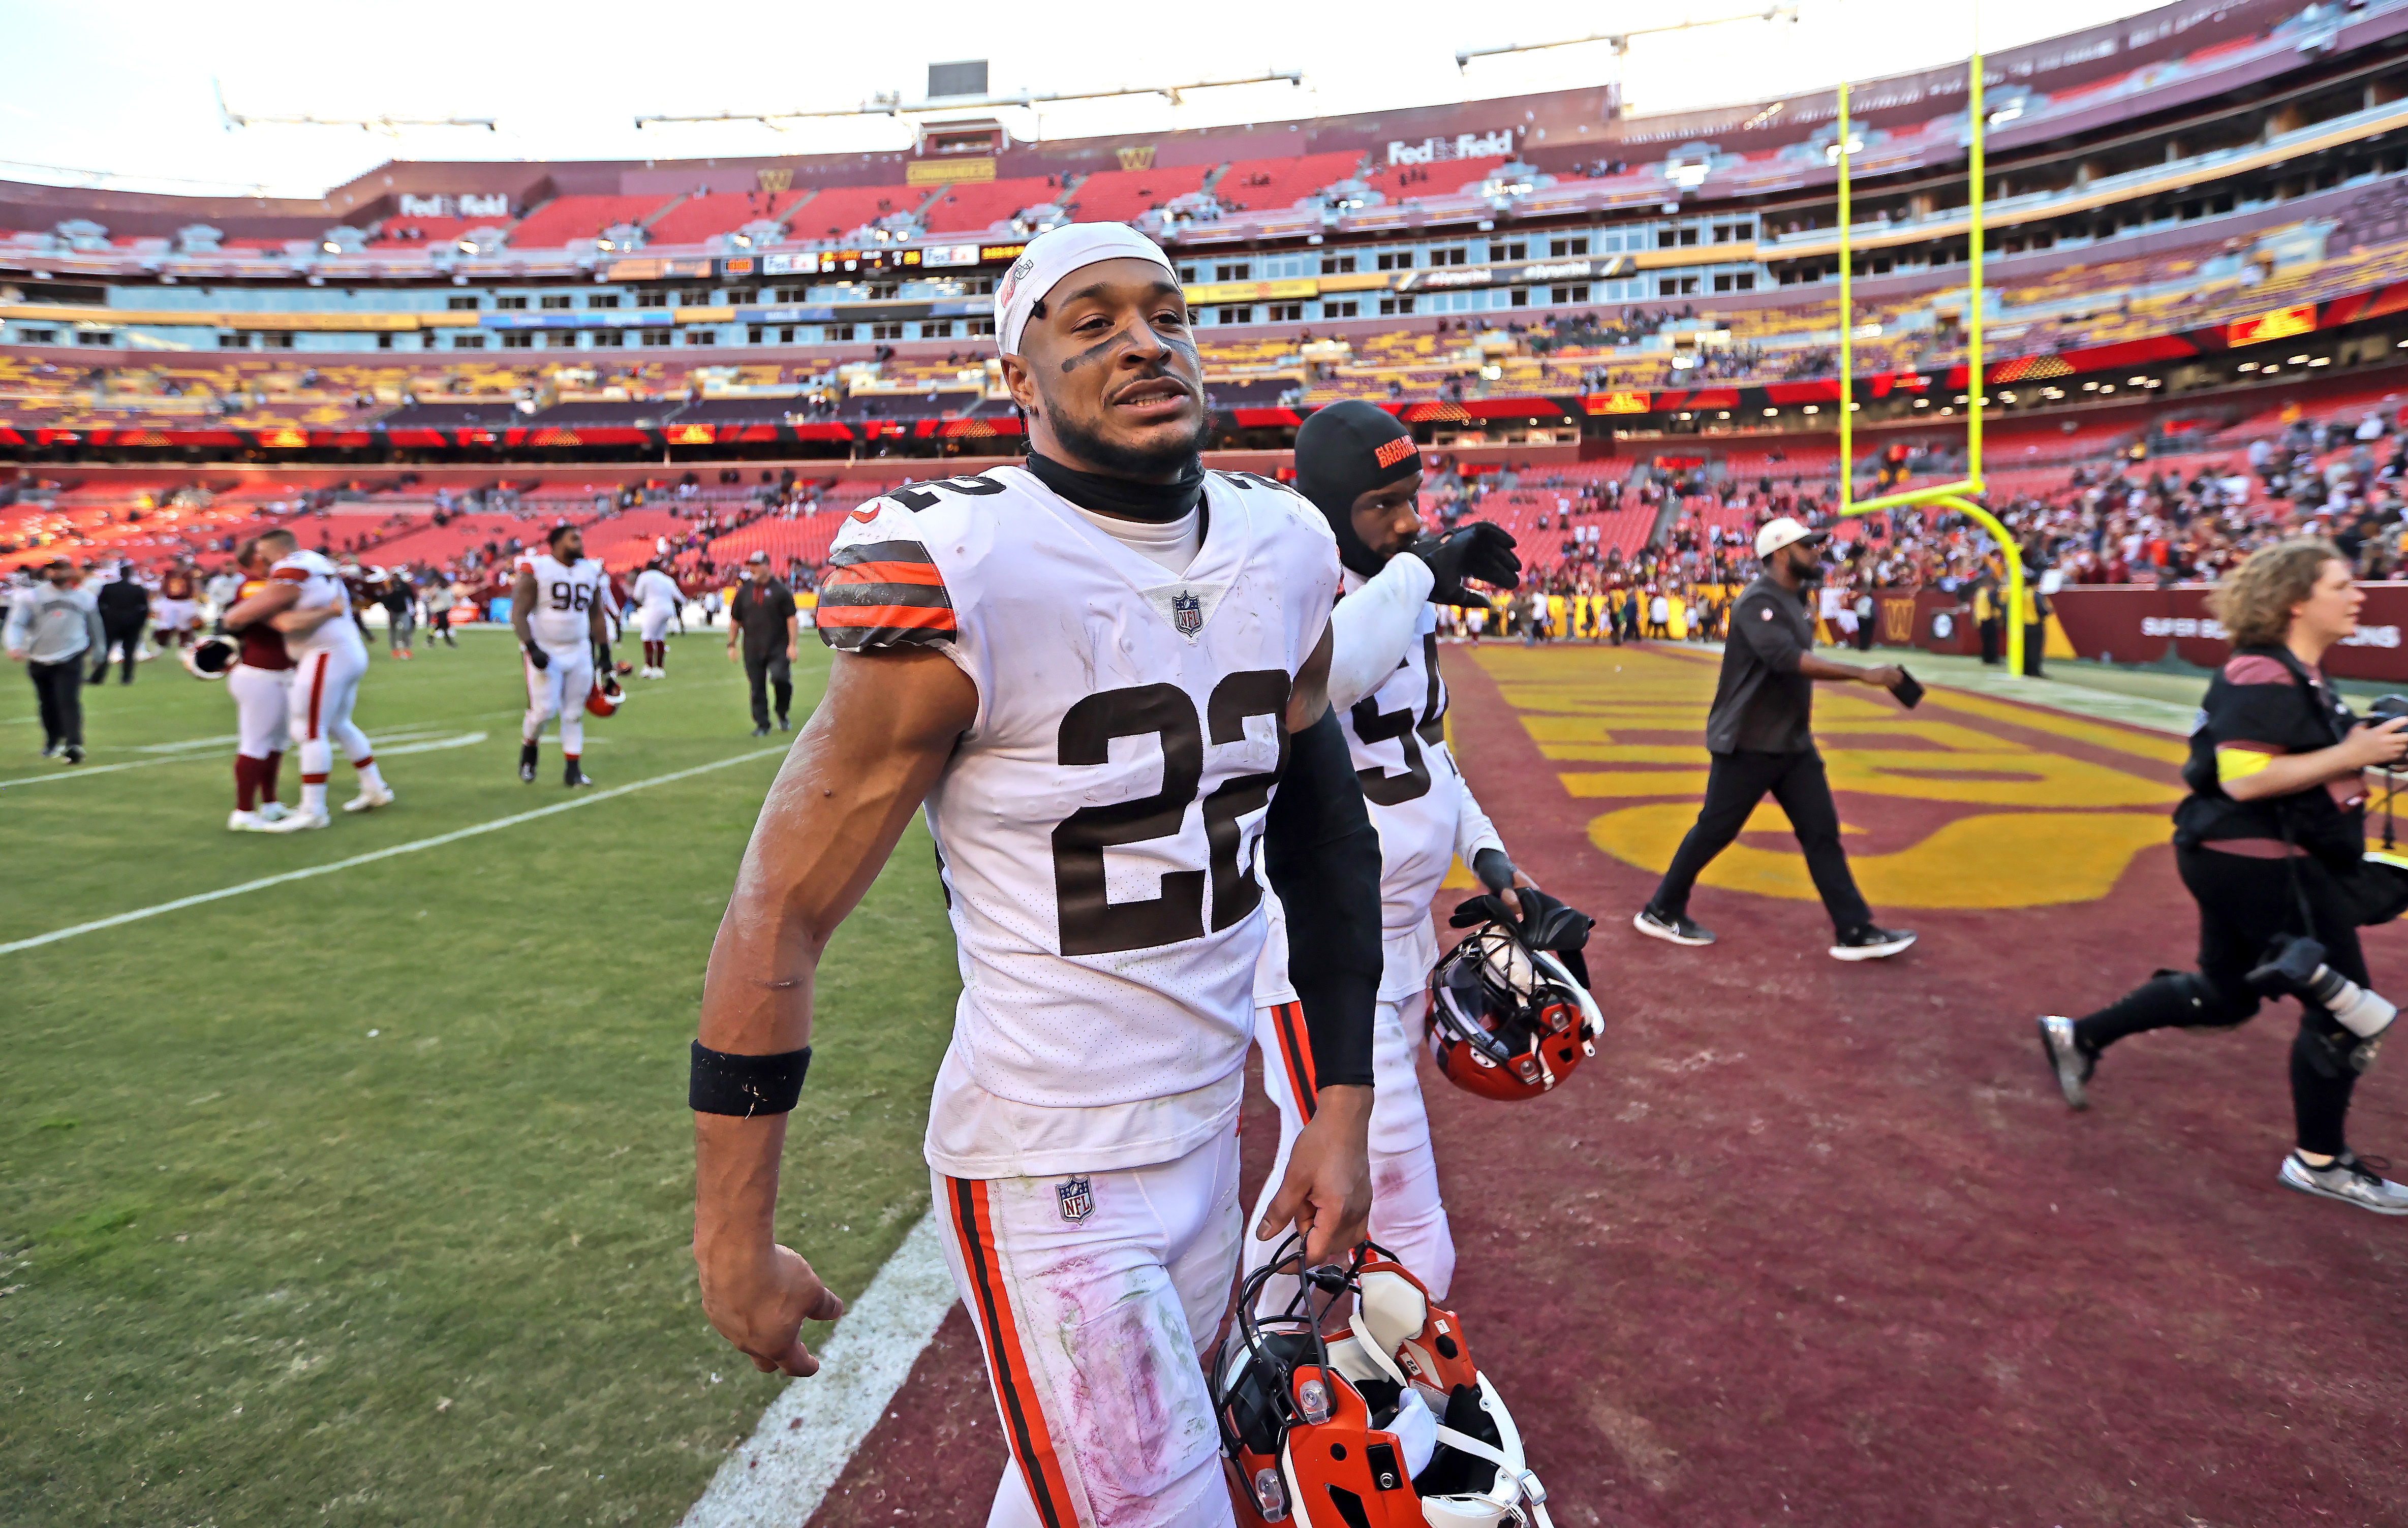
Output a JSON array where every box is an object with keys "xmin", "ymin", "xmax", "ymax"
[{"xmin": 1831, "ymin": 39, "xmax": 2024, "ymax": 677}]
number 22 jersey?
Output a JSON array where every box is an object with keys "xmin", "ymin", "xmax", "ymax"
[{"xmin": 821, "ymin": 467, "xmax": 1340, "ymax": 1178}]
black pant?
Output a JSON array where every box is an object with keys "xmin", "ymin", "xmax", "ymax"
[
  {"xmin": 1979, "ymin": 617, "xmax": 2002, "ymax": 665},
  {"xmin": 29, "ymin": 657, "xmax": 85, "ymax": 748},
  {"xmin": 1649, "ymin": 747, "xmax": 1873, "ymax": 931},
  {"xmin": 99, "ymin": 619, "xmax": 143, "ymax": 682},
  {"xmin": 743, "ymin": 648, "xmax": 792, "ymax": 728},
  {"xmin": 2021, "ymin": 623, "xmax": 2045, "ymax": 676},
  {"xmin": 2074, "ymin": 844, "xmax": 2366, "ymax": 1156}
]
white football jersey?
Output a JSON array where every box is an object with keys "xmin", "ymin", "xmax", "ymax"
[
  {"xmin": 633, "ymin": 568, "xmax": 682, "ymax": 612},
  {"xmin": 820, "ymin": 466, "xmax": 1340, "ymax": 1178},
  {"xmin": 517, "ymin": 552, "xmax": 605, "ymax": 650},
  {"xmin": 1256, "ymin": 572, "xmax": 1504, "ymax": 1005},
  {"xmin": 268, "ymin": 548, "xmax": 364, "ymax": 659}
]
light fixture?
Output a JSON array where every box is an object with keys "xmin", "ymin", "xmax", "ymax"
[
  {"xmin": 2309, "ymin": 357, "xmax": 2331, "ymax": 367},
  {"xmin": 1678, "ymin": 411, "xmax": 1693, "ymax": 420},
  {"xmin": 2238, "ymin": 361, "xmax": 2259, "ymax": 371},
  {"xmin": 1939, "ymin": 406, "xmax": 1954, "ymax": 415},
  {"xmin": 1717, "ymin": 410, "xmax": 1731, "ymax": 419},
  {"xmin": 732, "ymin": 234, "xmax": 752, "ymax": 248},
  {"xmin": 2128, "ymin": 376, "xmax": 2147, "ymax": 385},
  {"xmin": 2000, "ymin": 390, "xmax": 2017, "ymax": 402},
  {"xmin": 2263, "ymin": 364, "xmax": 2280, "ymax": 373},
  {"xmin": 1914, "ymin": 398, "xmax": 1930, "ymax": 408},
  {"xmin": 597, "ymin": 238, "xmax": 615, "ymax": 252},
  {"xmin": 1803, "ymin": 404, "xmax": 1819, "ymax": 414},
  {"xmin": 321, "ymin": 241, "xmax": 340, "ymax": 255},
  {"xmin": 2100, "ymin": 383, "xmax": 2116, "ymax": 393},
  {"xmin": 1763, "ymin": 406, "xmax": 1778, "ymax": 416},
  {"xmin": 2290, "ymin": 354, "xmax": 2310, "ymax": 364},
  {"xmin": 2082, "ymin": 381, "xmax": 2098, "ymax": 390}
]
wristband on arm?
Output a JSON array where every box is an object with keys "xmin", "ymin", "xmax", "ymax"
[
  {"xmin": 524, "ymin": 640, "xmax": 549, "ymax": 670},
  {"xmin": 689, "ymin": 1040, "xmax": 813, "ymax": 1116},
  {"xmin": 1263, "ymin": 706, "xmax": 1382, "ymax": 1090}
]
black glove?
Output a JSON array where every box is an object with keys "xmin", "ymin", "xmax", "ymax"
[
  {"xmin": 1449, "ymin": 886, "xmax": 1595, "ymax": 991},
  {"xmin": 1410, "ymin": 522, "xmax": 1520, "ymax": 606},
  {"xmin": 1449, "ymin": 886, "xmax": 1595, "ymax": 952},
  {"xmin": 523, "ymin": 642, "xmax": 549, "ymax": 670}
]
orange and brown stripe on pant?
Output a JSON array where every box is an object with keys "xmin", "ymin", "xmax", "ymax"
[{"xmin": 944, "ymin": 1176, "xmax": 1077, "ymax": 1528}]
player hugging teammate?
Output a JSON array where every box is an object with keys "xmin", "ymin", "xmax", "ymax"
[
  {"xmin": 216, "ymin": 528, "xmax": 392, "ymax": 831},
  {"xmin": 686, "ymin": 224, "xmax": 1579, "ymax": 1526}
]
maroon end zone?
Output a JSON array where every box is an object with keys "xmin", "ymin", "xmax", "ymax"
[{"xmin": 809, "ymin": 648, "xmax": 2408, "ymax": 1525}]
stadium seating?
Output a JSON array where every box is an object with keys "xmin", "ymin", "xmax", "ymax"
[
  {"xmin": 920, "ymin": 176, "xmax": 1068, "ymax": 235},
  {"xmin": 1062, "ymin": 164, "xmax": 1214, "ymax": 224},
  {"xmin": 777, "ymin": 183, "xmax": 928, "ymax": 242},
  {"xmin": 506, "ymin": 194, "xmax": 676, "ymax": 248},
  {"xmin": 642, "ymin": 188, "xmax": 813, "ymax": 246},
  {"xmin": 1209, "ymin": 152, "xmax": 1367, "ymax": 212}
]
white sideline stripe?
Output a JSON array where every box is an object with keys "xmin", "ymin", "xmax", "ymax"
[
  {"xmin": 680, "ymin": 1211, "xmax": 958, "ymax": 1528},
  {"xmin": 0, "ymin": 745, "xmax": 786, "ymax": 955},
  {"xmin": 0, "ymin": 730, "xmax": 488, "ymax": 789}
]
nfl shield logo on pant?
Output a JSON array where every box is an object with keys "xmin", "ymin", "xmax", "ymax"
[{"xmin": 1056, "ymin": 1175, "xmax": 1094, "ymax": 1223}]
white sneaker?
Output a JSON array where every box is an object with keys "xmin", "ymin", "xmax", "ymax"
[
  {"xmin": 227, "ymin": 808, "xmax": 269, "ymax": 832},
  {"xmin": 262, "ymin": 808, "xmax": 331, "ymax": 833},
  {"xmin": 344, "ymin": 782, "xmax": 395, "ymax": 813},
  {"xmin": 257, "ymin": 801, "xmax": 292, "ymax": 823}
]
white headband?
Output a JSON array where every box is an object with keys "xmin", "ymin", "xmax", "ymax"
[{"xmin": 994, "ymin": 222, "xmax": 1180, "ymax": 357}]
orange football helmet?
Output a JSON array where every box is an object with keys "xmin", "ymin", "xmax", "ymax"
[
  {"xmin": 1214, "ymin": 1238, "xmax": 1554, "ymax": 1527},
  {"xmin": 1425, "ymin": 922, "xmax": 1602, "ymax": 1103},
  {"xmin": 584, "ymin": 675, "xmax": 625, "ymax": 717}
]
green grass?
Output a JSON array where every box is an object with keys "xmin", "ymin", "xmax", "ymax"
[{"xmin": 0, "ymin": 630, "xmax": 961, "ymax": 1526}]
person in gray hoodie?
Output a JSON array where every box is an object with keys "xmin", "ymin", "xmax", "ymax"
[{"xmin": 5, "ymin": 558, "xmax": 105, "ymax": 763}]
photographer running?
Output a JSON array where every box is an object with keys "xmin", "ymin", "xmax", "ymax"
[{"xmin": 2039, "ymin": 539, "xmax": 2408, "ymax": 1214}]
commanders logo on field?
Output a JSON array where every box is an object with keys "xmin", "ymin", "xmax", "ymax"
[
  {"xmin": 1056, "ymin": 1175, "xmax": 1095, "ymax": 1223},
  {"xmin": 1172, "ymin": 591, "xmax": 1203, "ymax": 636}
]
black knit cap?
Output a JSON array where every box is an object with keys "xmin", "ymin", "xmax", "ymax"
[{"xmin": 1294, "ymin": 400, "xmax": 1422, "ymax": 578}]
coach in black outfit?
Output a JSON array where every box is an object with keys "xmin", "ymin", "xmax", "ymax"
[
  {"xmin": 726, "ymin": 549, "xmax": 798, "ymax": 736},
  {"xmin": 1634, "ymin": 516, "xmax": 1918, "ymax": 960},
  {"xmin": 93, "ymin": 562, "xmax": 149, "ymax": 684}
]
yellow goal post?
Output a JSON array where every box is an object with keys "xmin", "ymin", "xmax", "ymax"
[{"xmin": 1833, "ymin": 45, "xmax": 2025, "ymax": 677}]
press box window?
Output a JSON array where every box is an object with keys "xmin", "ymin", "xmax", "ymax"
[
  {"xmin": 1214, "ymin": 262, "xmax": 1252, "ymax": 282},
  {"xmin": 495, "ymin": 295, "xmax": 529, "ymax": 310},
  {"xmin": 1324, "ymin": 300, "xmax": 1360, "ymax": 319},
  {"xmin": 540, "ymin": 294, "xmax": 572, "ymax": 309},
  {"xmin": 1489, "ymin": 241, "xmax": 1526, "ymax": 262},
  {"xmin": 502, "ymin": 332, "xmax": 535, "ymax": 348},
  {"xmin": 452, "ymin": 333, "xmax": 485, "ymax": 349},
  {"xmin": 1217, "ymin": 305, "xmax": 1255, "ymax": 325},
  {"xmin": 75, "ymin": 329, "xmax": 115, "ymax": 346},
  {"xmin": 1508, "ymin": 288, "xmax": 1529, "ymax": 307},
  {"xmin": 1375, "ymin": 251, "xmax": 1413, "ymax": 271},
  {"xmin": 1548, "ymin": 237, "xmax": 1590, "ymax": 257},
  {"xmin": 1550, "ymin": 285, "xmax": 1590, "ymax": 304},
  {"xmin": 447, "ymin": 295, "xmax": 481, "ymax": 310},
  {"xmin": 870, "ymin": 322, "xmax": 905, "ymax": 340},
  {"xmin": 685, "ymin": 330, "xmax": 718, "ymax": 345},
  {"xmin": 1319, "ymin": 254, "xmax": 1357, "ymax": 275},
  {"xmin": 1378, "ymin": 296, "xmax": 1416, "ymax": 316},
  {"xmin": 591, "ymin": 330, "xmax": 625, "ymax": 347},
  {"xmin": 1429, "ymin": 247, "xmax": 1468, "ymax": 267},
  {"xmin": 1657, "ymin": 276, "xmax": 1699, "ymax": 296},
  {"xmin": 215, "ymin": 332, "xmax": 250, "ymax": 348},
  {"xmin": 966, "ymin": 317, "xmax": 996, "ymax": 337},
  {"xmin": 923, "ymin": 320, "xmax": 954, "ymax": 339},
  {"xmin": 640, "ymin": 328, "xmax": 674, "ymax": 346},
  {"xmin": 1267, "ymin": 303, "xmax": 1303, "ymax": 323},
  {"xmin": 825, "ymin": 324, "xmax": 856, "ymax": 342},
  {"xmin": 260, "ymin": 332, "xmax": 294, "ymax": 349},
  {"xmin": 588, "ymin": 294, "xmax": 620, "ymax": 309}
]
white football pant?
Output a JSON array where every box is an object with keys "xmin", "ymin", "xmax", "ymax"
[
  {"xmin": 290, "ymin": 645, "xmax": 376, "ymax": 783},
  {"xmin": 936, "ymin": 1130, "xmax": 1242, "ymax": 1528},
  {"xmin": 228, "ymin": 663, "xmax": 292, "ymax": 758},
  {"xmin": 523, "ymin": 644, "xmax": 593, "ymax": 755},
  {"xmin": 637, "ymin": 604, "xmax": 675, "ymax": 643},
  {"xmin": 1246, "ymin": 991, "xmax": 1453, "ymax": 1312}
]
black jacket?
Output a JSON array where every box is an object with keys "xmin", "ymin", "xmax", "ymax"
[
  {"xmin": 96, "ymin": 579, "xmax": 149, "ymax": 627},
  {"xmin": 1705, "ymin": 575, "xmax": 1817, "ymax": 754}
]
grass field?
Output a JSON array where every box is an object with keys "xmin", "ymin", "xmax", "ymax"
[{"xmin": 1, "ymin": 629, "xmax": 962, "ymax": 1526}]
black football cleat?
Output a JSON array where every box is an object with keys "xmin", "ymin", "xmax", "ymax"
[{"xmin": 564, "ymin": 762, "xmax": 593, "ymax": 788}]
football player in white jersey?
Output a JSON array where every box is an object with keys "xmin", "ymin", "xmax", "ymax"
[
  {"xmin": 225, "ymin": 528, "xmax": 393, "ymax": 830},
  {"xmin": 690, "ymin": 223, "xmax": 1387, "ymax": 1528},
  {"xmin": 1244, "ymin": 402, "xmax": 1575, "ymax": 1312},
  {"xmin": 632, "ymin": 560, "xmax": 683, "ymax": 677},
  {"xmin": 512, "ymin": 524, "xmax": 609, "ymax": 788}
]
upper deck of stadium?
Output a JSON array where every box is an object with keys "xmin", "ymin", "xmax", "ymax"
[{"xmin": 4, "ymin": 0, "xmax": 2407, "ymax": 458}]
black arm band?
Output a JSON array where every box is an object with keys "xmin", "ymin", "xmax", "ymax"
[
  {"xmin": 689, "ymin": 1041, "xmax": 812, "ymax": 1116},
  {"xmin": 1263, "ymin": 706, "xmax": 1382, "ymax": 1090}
]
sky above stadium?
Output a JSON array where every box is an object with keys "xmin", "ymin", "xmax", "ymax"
[{"xmin": 3, "ymin": 0, "xmax": 2167, "ymax": 200}]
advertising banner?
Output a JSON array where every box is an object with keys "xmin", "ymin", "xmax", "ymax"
[{"xmin": 2051, "ymin": 584, "xmax": 2408, "ymax": 681}]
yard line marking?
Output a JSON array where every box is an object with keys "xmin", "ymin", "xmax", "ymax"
[
  {"xmin": 679, "ymin": 1211, "xmax": 957, "ymax": 1528},
  {"xmin": 0, "ymin": 745, "xmax": 786, "ymax": 954},
  {"xmin": 0, "ymin": 731, "xmax": 488, "ymax": 790}
]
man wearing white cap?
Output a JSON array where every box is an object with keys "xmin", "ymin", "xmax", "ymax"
[
  {"xmin": 1633, "ymin": 516, "xmax": 1920, "ymax": 960},
  {"xmin": 688, "ymin": 222, "xmax": 1382, "ymax": 1527}
]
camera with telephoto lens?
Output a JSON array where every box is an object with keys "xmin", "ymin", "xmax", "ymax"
[
  {"xmin": 2247, "ymin": 935, "xmax": 2396, "ymax": 1060},
  {"xmin": 2372, "ymin": 695, "xmax": 2408, "ymax": 724}
]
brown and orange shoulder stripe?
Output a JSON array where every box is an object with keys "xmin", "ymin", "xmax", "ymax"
[{"xmin": 814, "ymin": 538, "xmax": 958, "ymax": 650}]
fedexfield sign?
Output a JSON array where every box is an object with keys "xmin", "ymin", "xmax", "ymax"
[{"xmin": 1385, "ymin": 129, "xmax": 1516, "ymax": 165}]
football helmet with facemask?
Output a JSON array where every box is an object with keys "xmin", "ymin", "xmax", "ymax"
[
  {"xmin": 182, "ymin": 634, "xmax": 238, "ymax": 680},
  {"xmin": 584, "ymin": 674, "xmax": 626, "ymax": 717},
  {"xmin": 1214, "ymin": 1237, "xmax": 1554, "ymax": 1527},
  {"xmin": 1425, "ymin": 915, "xmax": 1603, "ymax": 1103}
]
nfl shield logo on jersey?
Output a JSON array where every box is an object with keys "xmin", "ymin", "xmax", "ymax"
[
  {"xmin": 1171, "ymin": 591, "xmax": 1203, "ymax": 637},
  {"xmin": 1056, "ymin": 1175, "xmax": 1095, "ymax": 1224}
]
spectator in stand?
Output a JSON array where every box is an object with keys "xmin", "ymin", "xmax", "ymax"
[{"xmin": 7, "ymin": 558, "xmax": 103, "ymax": 764}]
